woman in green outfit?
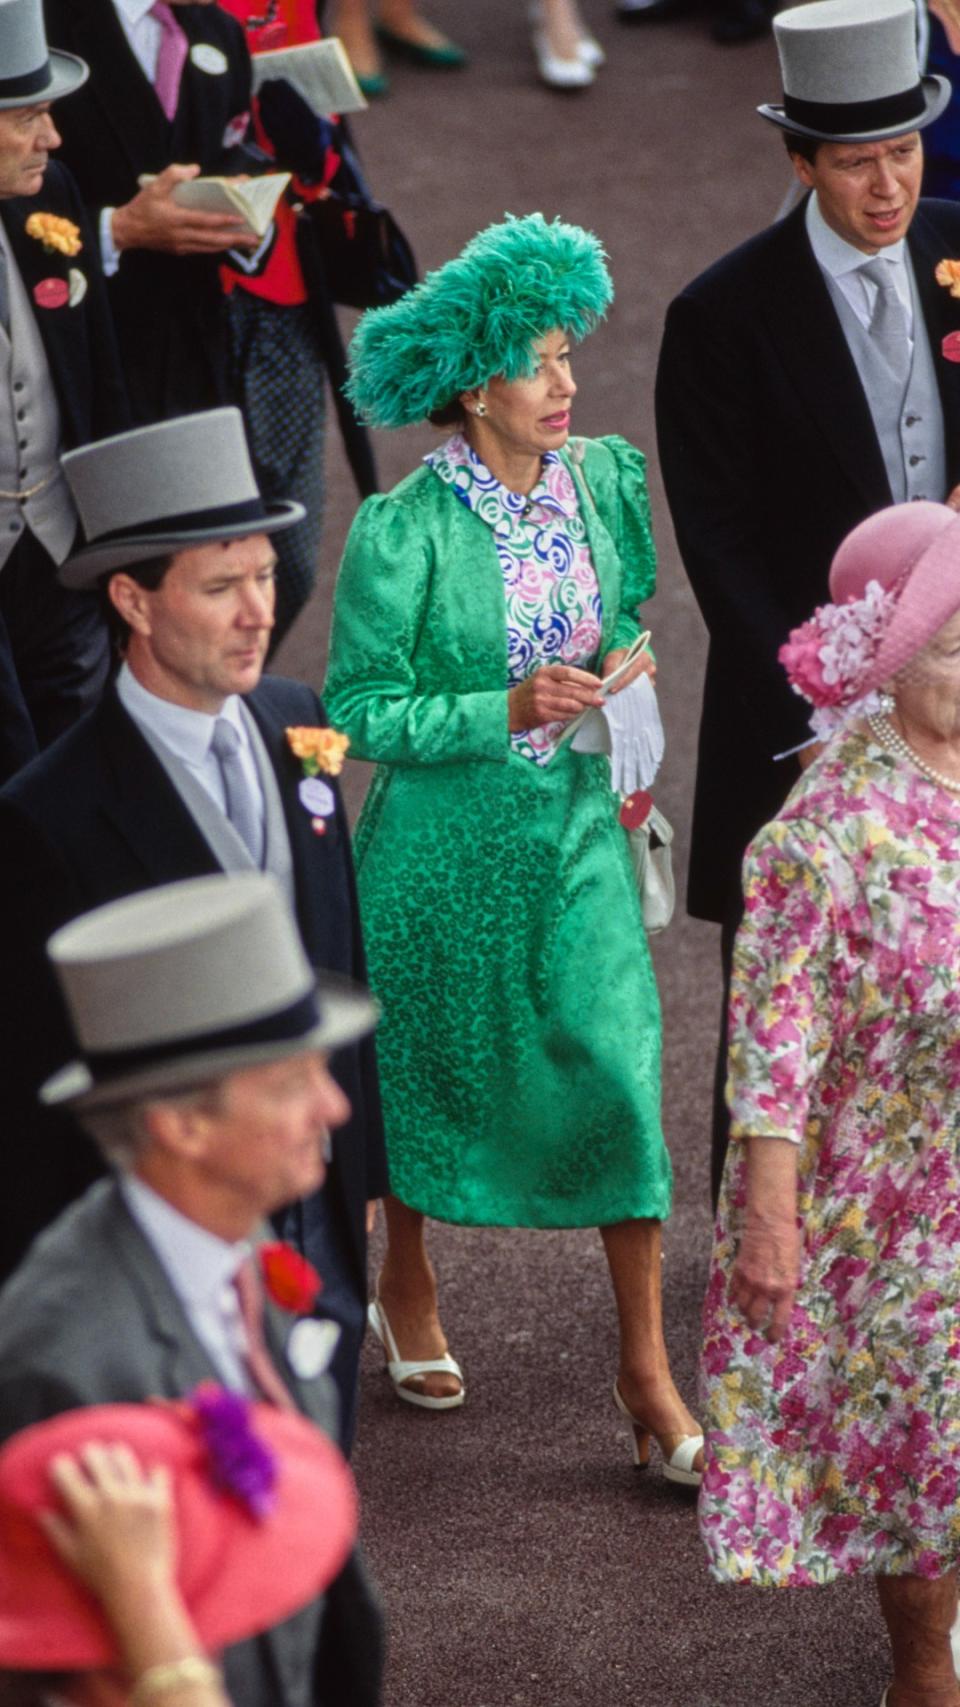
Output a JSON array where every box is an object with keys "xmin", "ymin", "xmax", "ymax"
[{"xmin": 325, "ymin": 214, "xmax": 702, "ymax": 1484}]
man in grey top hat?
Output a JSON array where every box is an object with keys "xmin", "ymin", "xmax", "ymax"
[
  {"xmin": 0, "ymin": 870, "xmax": 384, "ymax": 1707},
  {"xmin": 0, "ymin": 406, "xmax": 389, "ymax": 1453},
  {"xmin": 655, "ymin": 0, "xmax": 960, "ymax": 1202},
  {"xmin": 0, "ymin": 0, "xmax": 128, "ymax": 782}
]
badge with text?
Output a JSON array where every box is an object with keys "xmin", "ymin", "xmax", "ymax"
[
  {"xmin": 299, "ymin": 776, "xmax": 335, "ymax": 818},
  {"xmin": 33, "ymin": 277, "xmax": 69, "ymax": 310},
  {"xmin": 191, "ymin": 42, "xmax": 228, "ymax": 74},
  {"xmin": 943, "ymin": 331, "xmax": 960, "ymax": 364}
]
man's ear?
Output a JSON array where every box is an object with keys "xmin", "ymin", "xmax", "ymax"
[
  {"xmin": 142, "ymin": 1098, "xmax": 211, "ymax": 1161},
  {"xmin": 790, "ymin": 152, "xmax": 816, "ymax": 191},
  {"xmin": 108, "ymin": 572, "xmax": 153, "ymax": 638}
]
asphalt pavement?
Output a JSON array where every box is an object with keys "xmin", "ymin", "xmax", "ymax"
[{"xmin": 277, "ymin": 8, "xmax": 891, "ymax": 1702}]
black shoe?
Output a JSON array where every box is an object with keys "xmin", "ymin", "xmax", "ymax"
[
  {"xmin": 710, "ymin": 0, "xmax": 769, "ymax": 41},
  {"xmin": 616, "ymin": 0, "xmax": 690, "ymax": 21}
]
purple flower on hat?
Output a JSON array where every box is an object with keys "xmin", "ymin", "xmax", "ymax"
[
  {"xmin": 190, "ymin": 1385, "xmax": 278, "ymax": 1521},
  {"xmin": 779, "ymin": 579, "xmax": 898, "ymax": 740}
]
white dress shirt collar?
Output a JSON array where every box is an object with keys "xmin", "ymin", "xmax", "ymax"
[
  {"xmin": 121, "ymin": 1174, "xmax": 248, "ymax": 1309},
  {"xmin": 113, "ymin": 0, "xmax": 158, "ymax": 26},
  {"xmin": 117, "ymin": 662, "xmax": 247, "ymax": 769},
  {"xmin": 806, "ymin": 191, "xmax": 908, "ymax": 279}
]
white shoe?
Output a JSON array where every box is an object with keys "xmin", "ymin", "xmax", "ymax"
[
  {"xmin": 528, "ymin": 2, "xmax": 605, "ymax": 68},
  {"xmin": 533, "ymin": 26, "xmax": 596, "ymax": 86},
  {"xmin": 367, "ymin": 1296, "xmax": 465, "ymax": 1411}
]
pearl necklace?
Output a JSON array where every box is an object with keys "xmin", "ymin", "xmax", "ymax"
[{"xmin": 867, "ymin": 714, "xmax": 960, "ymax": 795}]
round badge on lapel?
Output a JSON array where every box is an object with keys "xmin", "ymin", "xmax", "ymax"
[
  {"xmin": 190, "ymin": 42, "xmax": 228, "ymax": 74},
  {"xmin": 943, "ymin": 331, "xmax": 960, "ymax": 364},
  {"xmin": 33, "ymin": 277, "xmax": 69, "ymax": 310},
  {"xmin": 68, "ymin": 268, "xmax": 87, "ymax": 307},
  {"xmin": 299, "ymin": 777, "xmax": 335, "ymax": 818}
]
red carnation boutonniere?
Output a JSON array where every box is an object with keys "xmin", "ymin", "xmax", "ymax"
[
  {"xmin": 285, "ymin": 725, "xmax": 349, "ymax": 838},
  {"xmin": 258, "ymin": 1242, "xmax": 322, "ymax": 1314}
]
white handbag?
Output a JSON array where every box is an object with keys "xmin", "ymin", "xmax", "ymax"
[{"xmin": 623, "ymin": 800, "xmax": 675, "ymax": 934}]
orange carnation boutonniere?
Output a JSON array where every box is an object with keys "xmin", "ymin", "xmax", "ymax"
[
  {"xmin": 936, "ymin": 262, "xmax": 960, "ymax": 363},
  {"xmin": 286, "ymin": 725, "xmax": 350, "ymax": 777},
  {"xmin": 25, "ymin": 212, "xmax": 82, "ymax": 257},
  {"xmin": 259, "ymin": 1242, "xmax": 322, "ymax": 1314}
]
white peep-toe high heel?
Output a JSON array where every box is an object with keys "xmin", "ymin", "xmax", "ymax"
[{"xmin": 368, "ymin": 1296, "xmax": 465, "ymax": 1411}]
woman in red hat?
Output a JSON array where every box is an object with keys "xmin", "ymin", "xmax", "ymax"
[{"xmin": 0, "ymin": 1390, "xmax": 356, "ymax": 1707}]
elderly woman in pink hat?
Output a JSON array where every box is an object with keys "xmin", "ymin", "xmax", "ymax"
[{"xmin": 700, "ymin": 501, "xmax": 960, "ymax": 1707}]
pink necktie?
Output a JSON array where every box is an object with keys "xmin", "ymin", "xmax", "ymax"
[
  {"xmin": 150, "ymin": 2, "xmax": 188, "ymax": 122},
  {"xmin": 233, "ymin": 1257, "xmax": 296, "ymax": 1411}
]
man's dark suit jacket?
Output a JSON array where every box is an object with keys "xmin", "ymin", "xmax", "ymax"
[
  {"xmin": 655, "ymin": 195, "xmax": 960, "ymax": 925},
  {"xmin": 0, "ymin": 676, "xmax": 389, "ymax": 1408},
  {"xmin": 0, "ymin": 1181, "xmax": 384, "ymax": 1707},
  {"xmin": 0, "ymin": 160, "xmax": 129, "ymax": 444},
  {"xmin": 42, "ymin": 0, "xmax": 252, "ymax": 422}
]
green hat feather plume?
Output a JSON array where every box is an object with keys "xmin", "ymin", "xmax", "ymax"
[{"xmin": 346, "ymin": 212, "xmax": 614, "ymax": 429}]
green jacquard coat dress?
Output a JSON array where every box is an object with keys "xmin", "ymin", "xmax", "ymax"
[{"xmin": 324, "ymin": 435, "xmax": 673, "ymax": 1227}]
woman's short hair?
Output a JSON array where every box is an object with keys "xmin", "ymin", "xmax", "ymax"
[{"xmin": 428, "ymin": 399, "xmax": 467, "ymax": 429}]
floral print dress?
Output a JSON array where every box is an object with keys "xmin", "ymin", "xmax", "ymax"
[{"xmin": 701, "ymin": 725, "xmax": 960, "ymax": 1586}]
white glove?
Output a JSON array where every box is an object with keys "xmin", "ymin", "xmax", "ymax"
[{"xmin": 602, "ymin": 671, "xmax": 665, "ymax": 795}]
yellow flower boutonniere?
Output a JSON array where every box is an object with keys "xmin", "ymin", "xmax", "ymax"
[
  {"xmin": 286, "ymin": 725, "xmax": 350, "ymax": 776},
  {"xmin": 936, "ymin": 258, "xmax": 960, "ymax": 298},
  {"xmin": 25, "ymin": 212, "xmax": 83, "ymax": 258}
]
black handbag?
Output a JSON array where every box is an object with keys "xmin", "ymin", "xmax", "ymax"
[{"xmin": 256, "ymin": 81, "xmax": 418, "ymax": 309}]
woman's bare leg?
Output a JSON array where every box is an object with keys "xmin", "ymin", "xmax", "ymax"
[
  {"xmin": 375, "ymin": 1194, "xmax": 462, "ymax": 1402},
  {"xmin": 877, "ymin": 1573, "xmax": 960, "ymax": 1707},
  {"xmin": 601, "ymin": 1218, "xmax": 703, "ymax": 1467}
]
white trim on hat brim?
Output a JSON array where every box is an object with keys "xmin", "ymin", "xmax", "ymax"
[
  {"xmin": 757, "ymin": 73, "xmax": 951, "ymax": 142},
  {"xmin": 40, "ymin": 977, "xmax": 379, "ymax": 1110},
  {"xmin": 0, "ymin": 50, "xmax": 89, "ymax": 110},
  {"xmin": 58, "ymin": 499, "xmax": 306, "ymax": 590}
]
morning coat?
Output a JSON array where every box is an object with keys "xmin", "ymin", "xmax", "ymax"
[
  {"xmin": 42, "ymin": 0, "xmax": 253, "ymax": 421},
  {"xmin": 0, "ymin": 676, "xmax": 388, "ymax": 1336},
  {"xmin": 655, "ymin": 194, "xmax": 960, "ymax": 924},
  {"xmin": 0, "ymin": 159, "xmax": 128, "ymax": 445},
  {"xmin": 0, "ymin": 1180, "xmax": 384, "ymax": 1707}
]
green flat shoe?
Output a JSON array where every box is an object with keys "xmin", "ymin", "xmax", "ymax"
[
  {"xmin": 356, "ymin": 68, "xmax": 390, "ymax": 97},
  {"xmin": 375, "ymin": 24, "xmax": 468, "ymax": 67}
]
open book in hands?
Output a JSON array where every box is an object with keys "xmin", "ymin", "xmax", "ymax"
[
  {"xmin": 251, "ymin": 37, "xmax": 368, "ymax": 116},
  {"xmin": 137, "ymin": 172, "xmax": 292, "ymax": 239}
]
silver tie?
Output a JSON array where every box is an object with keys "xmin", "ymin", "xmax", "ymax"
[
  {"xmin": 860, "ymin": 258, "xmax": 910, "ymax": 387},
  {"xmin": 210, "ymin": 718, "xmax": 263, "ymax": 865}
]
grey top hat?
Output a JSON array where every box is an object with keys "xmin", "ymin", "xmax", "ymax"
[
  {"xmin": 41, "ymin": 872, "xmax": 378, "ymax": 1109},
  {"xmin": 758, "ymin": 0, "xmax": 951, "ymax": 142},
  {"xmin": 59, "ymin": 409, "xmax": 306, "ymax": 589},
  {"xmin": 0, "ymin": 0, "xmax": 88, "ymax": 110}
]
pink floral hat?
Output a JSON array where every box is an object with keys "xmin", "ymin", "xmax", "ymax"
[{"xmin": 780, "ymin": 501, "xmax": 960, "ymax": 738}]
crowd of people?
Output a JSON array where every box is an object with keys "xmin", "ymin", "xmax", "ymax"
[{"xmin": 1, "ymin": 0, "xmax": 960, "ymax": 1704}]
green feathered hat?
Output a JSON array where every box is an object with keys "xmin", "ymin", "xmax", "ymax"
[{"xmin": 346, "ymin": 212, "xmax": 613, "ymax": 430}]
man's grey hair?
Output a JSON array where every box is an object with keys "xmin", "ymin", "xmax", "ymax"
[{"xmin": 78, "ymin": 1081, "xmax": 226, "ymax": 1170}]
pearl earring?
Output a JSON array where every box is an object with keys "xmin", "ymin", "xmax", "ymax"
[
  {"xmin": 474, "ymin": 402, "xmax": 486, "ymax": 417},
  {"xmin": 877, "ymin": 691, "xmax": 895, "ymax": 714}
]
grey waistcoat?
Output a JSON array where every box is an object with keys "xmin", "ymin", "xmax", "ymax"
[
  {"xmin": 0, "ymin": 222, "xmax": 77, "ymax": 570},
  {"xmin": 134, "ymin": 701, "xmax": 296, "ymax": 907},
  {"xmin": 825, "ymin": 256, "xmax": 947, "ymax": 505}
]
